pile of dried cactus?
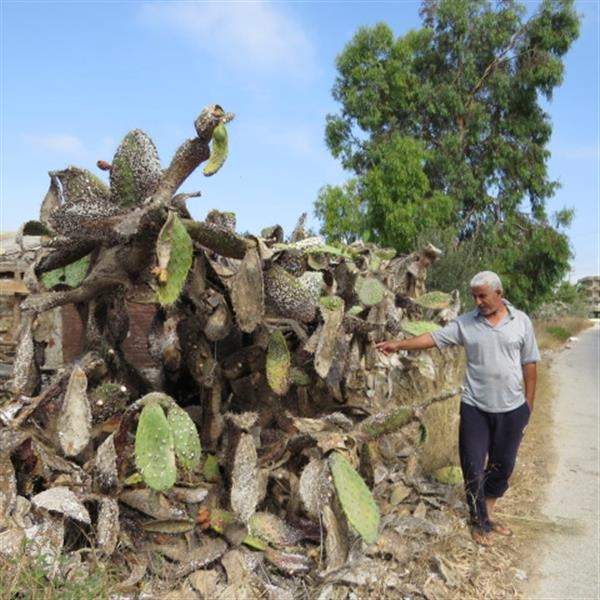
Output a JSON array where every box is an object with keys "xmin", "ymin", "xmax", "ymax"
[{"xmin": 0, "ymin": 103, "xmax": 464, "ymax": 597}]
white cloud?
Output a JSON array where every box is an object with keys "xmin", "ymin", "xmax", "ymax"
[
  {"xmin": 22, "ymin": 133, "xmax": 85, "ymax": 156},
  {"xmin": 140, "ymin": 1, "xmax": 315, "ymax": 78}
]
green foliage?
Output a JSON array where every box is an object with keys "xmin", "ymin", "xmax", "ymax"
[
  {"xmin": 329, "ymin": 452, "xmax": 380, "ymax": 544},
  {"xmin": 317, "ymin": 0, "xmax": 580, "ymax": 308},
  {"xmin": 266, "ymin": 330, "xmax": 291, "ymax": 396},
  {"xmin": 203, "ymin": 123, "xmax": 228, "ymax": 177},
  {"xmin": 314, "ymin": 180, "xmax": 365, "ymax": 245},
  {"xmin": 167, "ymin": 405, "xmax": 201, "ymax": 472},
  {"xmin": 41, "ymin": 255, "xmax": 91, "ymax": 289},
  {"xmin": 401, "ymin": 320, "xmax": 441, "ymax": 336},
  {"xmin": 155, "ymin": 213, "xmax": 194, "ymax": 307},
  {"xmin": 545, "ymin": 325, "xmax": 571, "ymax": 342},
  {"xmin": 135, "ymin": 401, "xmax": 177, "ymax": 492}
]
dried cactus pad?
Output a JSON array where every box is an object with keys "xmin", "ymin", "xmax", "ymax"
[
  {"xmin": 249, "ymin": 512, "xmax": 301, "ymax": 547},
  {"xmin": 329, "ymin": 452, "xmax": 380, "ymax": 544},
  {"xmin": 155, "ymin": 213, "xmax": 194, "ymax": 307},
  {"xmin": 135, "ymin": 402, "xmax": 177, "ymax": 492},
  {"xmin": 355, "ymin": 276, "xmax": 386, "ymax": 306},
  {"xmin": 266, "ymin": 330, "xmax": 291, "ymax": 396},
  {"xmin": 400, "ymin": 320, "xmax": 441, "ymax": 336},
  {"xmin": 53, "ymin": 167, "xmax": 111, "ymax": 205},
  {"xmin": 41, "ymin": 254, "xmax": 90, "ymax": 289},
  {"xmin": 414, "ymin": 291, "xmax": 452, "ymax": 310},
  {"xmin": 110, "ymin": 129, "xmax": 161, "ymax": 207},
  {"xmin": 433, "ymin": 465, "xmax": 463, "ymax": 485},
  {"xmin": 167, "ymin": 405, "xmax": 201, "ymax": 472},
  {"xmin": 203, "ymin": 123, "xmax": 228, "ymax": 177}
]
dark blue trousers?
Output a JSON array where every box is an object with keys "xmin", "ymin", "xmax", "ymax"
[{"xmin": 459, "ymin": 401, "xmax": 530, "ymax": 532}]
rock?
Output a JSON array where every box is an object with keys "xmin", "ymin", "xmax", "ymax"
[{"xmin": 390, "ymin": 482, "xmax": 411, "ymax": 505}]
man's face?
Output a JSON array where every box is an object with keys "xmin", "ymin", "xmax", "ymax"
[{"xmin": 471, "ymin": 284, "xmax": 503, "ymax": 316}]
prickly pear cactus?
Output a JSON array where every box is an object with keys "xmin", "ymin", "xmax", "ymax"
[
  {"xmin": 167, "ymin": 404, "xmax": 201, "ymax": 472},
  {"xmin": 110, "ymin": 129, "xmax": 162, "ymax": 207},
  {"xmin": 433, "ymin": 465, "xmax": 463, "ymax": 485},
  {"xmin": 414, "ymin": 291, "xmax": 452, "ymax": 310},
  {"xmin": 329, "ymin": 452, "xmax": 380, "ymax": 544},
  {"xmin": 358, "ymin": 407, "xmax": 413, "ymax": 440},
  {"xmin": 41, "ymin": 255, "xmax": 91, "ymax": 289},
  {"xmin": 264, "ymin": 265, "xmax": 317, "ymax": 323},
  {"xmin": 266, "ymin": 330, "xmax": 291, "ymax": 396},
  {"xmin": 203, "ymin": 122, "xmax": 228, "ymax": 177},
  {"xmin": 248, "ymin": 512, "xmax": 300, "ymax": 547},
  {"xmin": 135, "ymin": 402, "xmax": 177, "ymax": 492},
  {"xmin": 155, "ymin": 212, "xmax": 194, "ymax": 307},
  {"xmin": 355, "ymin": 276, "xmax": 385, "ymax": 306},
  {"xmin": 400, "ymin": 320, "xmax": 441, "ymax": 336},
  {"xmin": 52, "ymin": 167, "xmax": 111, "ymax": 205}
]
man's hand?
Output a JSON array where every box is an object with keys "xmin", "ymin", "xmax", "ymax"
[
  {"xmin": 374, "ymin": 333, "xmax": 436, "ymax": 354},
  {"xmin": 374, "ymin": 340, "xmax": 403, "ymax": 355}
]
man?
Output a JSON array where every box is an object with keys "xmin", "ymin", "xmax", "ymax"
[{"xmin": 375, "ymin": 271, "xmax": 540, "ymax": 546}]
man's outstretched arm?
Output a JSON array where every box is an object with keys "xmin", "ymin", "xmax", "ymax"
[{"xmin": 375, "ymin": 333, "xmax": 436, "ymax": 354}]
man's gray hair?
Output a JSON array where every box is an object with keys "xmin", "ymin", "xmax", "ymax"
[{"xmin": 470, "ymin": 271, "xmax": 503, "ymax": 291}]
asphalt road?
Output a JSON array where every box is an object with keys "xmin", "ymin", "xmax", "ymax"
[{"xmin": 528, "ymin": 322, "xmax": 600, "ymax": 599}]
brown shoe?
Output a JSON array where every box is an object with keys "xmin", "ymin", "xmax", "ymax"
[{"xmin": 471, "ymin": 528, "xmax": 494, "ymax": 546}]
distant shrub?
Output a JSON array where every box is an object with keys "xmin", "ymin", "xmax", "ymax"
[{"xmin": 545, "ymin": 326, "xmax": 571, "ymax": 342}]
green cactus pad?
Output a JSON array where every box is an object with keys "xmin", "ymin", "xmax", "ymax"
[
  {"xmin": 400, "ymin": 320, "xmax": 441, "ymax": 336},
  {"xmin": 203, "ymin": 123, "xmax": 228, "ymax": 177},
  {"xmin": 347, "ymin": 305, "xmax": 364, "ymax": 317},
  {"xmin": 304, "ymin": 244, "xmax": 353, "ymax": 259},
  {"xmin": 329, "ymin": 452, "xmax": 380, "ymax": 545},
  {"xmin": 135, "ymin": 401, "xmax": 177, "ymax": 492},
  {"xmin": 433, "ymin": 465, "xmax": 463, "ymax": 485},
  {"xmin": 266, "ymin": 330, "xmax": 291, "ymax": 396},
  {"xmin": 414, "ymin": 291, "xmax": 452, "ymax": 310},
  {"xmin": 167, "ymin": 405, "xmax": 201, "ymax": 472},
  {"xmin": 110, "ymin": 129, "xmax": 162, "ymax": 207},
  {"xmin": 155, "ymin": 213, "xmax": 194, "ymax": 307},
  {"xmin": 319, "ymin": 295, "xmax": 344, "ymax": 312},
  {"xmin": 355, "ymin": 276, "xmax": 385, "ymax": 306},
  {"xmin": 290, "ymin": 367, "xmax": 310, "ymax": 386},
  {"xmin": 41, "ymin": 254, "xmax": 91, "ymax": 289},
  {"xmin": 202, "ymin": 454, "xmax": 220, "ymax": 482},
  {"xmin": 358, "ymin": 407, "xmax": 413, "ymax": 440}
]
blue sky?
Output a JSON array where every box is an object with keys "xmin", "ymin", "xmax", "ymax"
[{"xmin": 1, "ymin": 0, "xmax": 598, "ymax": 281}]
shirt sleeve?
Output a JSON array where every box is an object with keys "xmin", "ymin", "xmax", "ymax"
[
  {"xmin": 521, "ymin": 316, "xmax": 541, "ymax": 364},
  {"xmin": 431, "ymin": 319, "xmax": 463, "ymax": 349}
]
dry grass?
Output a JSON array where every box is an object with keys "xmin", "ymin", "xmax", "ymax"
[
  {"xmin": 534, "ymin": 316, "xmax": 592, "ymax": 351},
  {"xmin": 0, "ymin": 552, "xmax": 122, "ymax": 600}
]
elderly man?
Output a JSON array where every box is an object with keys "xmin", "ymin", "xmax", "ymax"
[{"xmin": 375, "ymin": 271, "xmax": 540, "ymax": 545}]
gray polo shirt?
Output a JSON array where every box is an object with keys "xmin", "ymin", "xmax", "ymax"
[{"xmin": 431, "ymin": 301, "xmax": 540, "ymax": 412}]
